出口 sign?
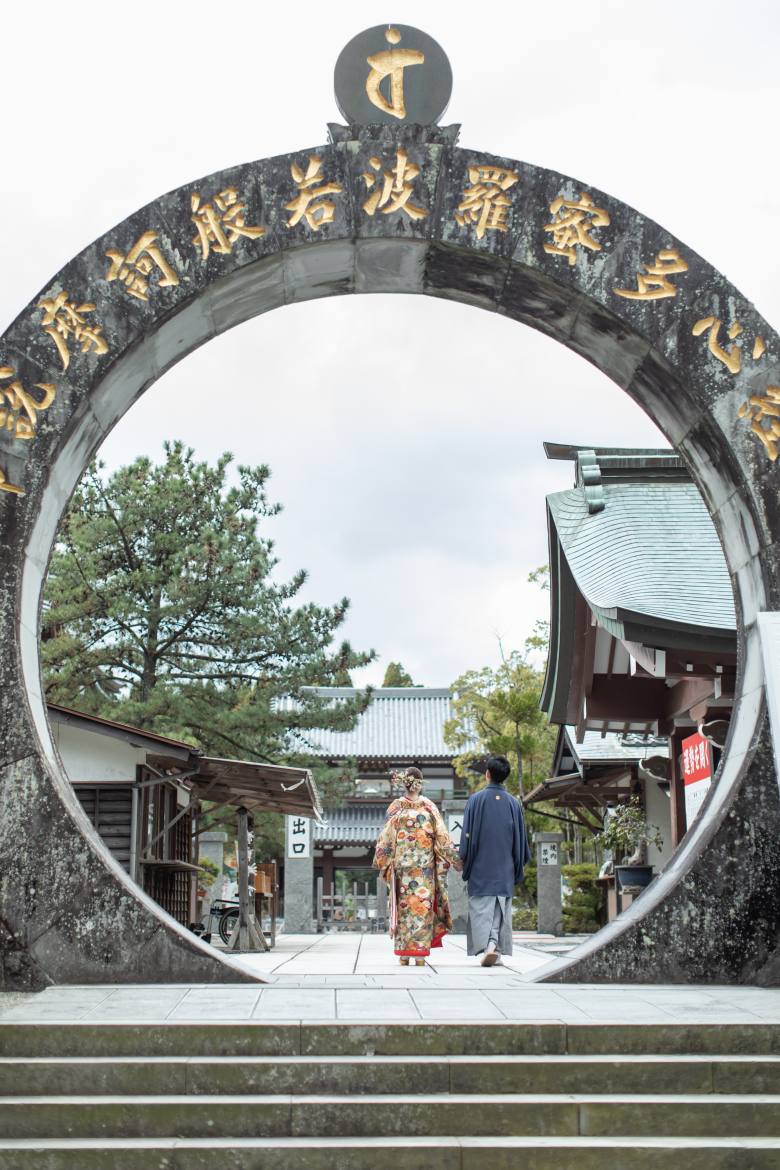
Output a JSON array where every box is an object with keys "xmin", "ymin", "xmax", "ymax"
[{"xmin": 286, "ymin": 815, "xmax": 311, "ymax": 859}]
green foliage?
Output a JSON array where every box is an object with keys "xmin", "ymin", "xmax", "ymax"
[
  {"xmin": 521, "ymin": 862, "xmax": 538, "ymax": 900},
  {"xmin": 444, "ymin": 566, "xmax": 556, "ymax": 797},
  {"xmin": 594, "ymin": 796, "xmax": 663, "ymax": 861},
  {"xmin": 515, "ymin": 860, "xmax": 537, "ymax": 910},
  {"xmin": 562, "ymin": 863, "xmax": 603, "ymax": 934},
  {"xmin": 196, "ymin": 857, "xmax": 220, "ymax": 888},
  {"xmin": 41, "ymin": 442, "xmax": 375, "ymax": 765},
  {"xmin": 512, "ymin": 906, "xmax": 538, "ymax": 930},
  {"xmin": 444, "ymin": 650, "xmax": 557, "ymax": 795},
  {"xmin": 523, "ymin": 565, "xmax": 550, "ymax": 658},
  {"xmin": 382, "ymin": 661, "xmax": 415, "ymax": 687}
]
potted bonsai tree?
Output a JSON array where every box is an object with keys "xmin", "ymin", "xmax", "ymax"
[{"xmin": 595, "ymin": 795, "xmax": 664, "ymax": 895}]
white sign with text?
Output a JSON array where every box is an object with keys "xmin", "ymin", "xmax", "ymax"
[
  {"xmin": 286, "ymin": 815, "xmax": 311, "ymax": 859},
  {"xmin": 447, "ymin": 813, "xmax": 463, "ymax": 848}
]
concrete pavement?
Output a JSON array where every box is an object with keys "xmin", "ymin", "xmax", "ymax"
[{"xmin": 2, "ymin": 933, "xmax": 780, "ymax": 1026}]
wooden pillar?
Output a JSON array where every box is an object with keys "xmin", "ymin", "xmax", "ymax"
[
  {"xmin": 188, "ymin": 804, "xmax": 199, "ymax": 927},
  {"xmin": 322, "ymin": 848, "xmax": 335, "ymax": 900},
  {"xmin": 227, "ymin": 807, "xmax": 267, "ymax": 952}
]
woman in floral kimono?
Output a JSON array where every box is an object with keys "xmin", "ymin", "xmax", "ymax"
[{"xmin": 373, "ymin": 768, "xmax": 463, "ymax": 965}]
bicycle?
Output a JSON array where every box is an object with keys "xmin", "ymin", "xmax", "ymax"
[{"xmin": 189, "ymin": 898, "xmax": 239, "ymax": 945}]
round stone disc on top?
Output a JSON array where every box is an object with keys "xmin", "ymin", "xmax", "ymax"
[{"xmin": 334, "ymin": 24, "xmax": 453, "ymax": 127}]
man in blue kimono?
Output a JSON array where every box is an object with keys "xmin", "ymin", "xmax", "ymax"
[{"xmin": 459, "ymin": 754, "xmax": 531, "ymax": 966}]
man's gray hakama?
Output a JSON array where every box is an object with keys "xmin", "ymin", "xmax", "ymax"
[{"xmin": 466, "ymin": 894, "xmax": 513, "ymax": 957}]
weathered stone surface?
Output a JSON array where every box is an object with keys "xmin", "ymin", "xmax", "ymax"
[
  {"xmin": 284, "ymin": 850, "xmax": 315, "ymax": 935},
  {"xmin": 535, "ymin": 832, "xmax": 564, "ymax": 936},
  {"xmin": 0, "ymin": 128, "xmax": 779, "ymax": 989}
]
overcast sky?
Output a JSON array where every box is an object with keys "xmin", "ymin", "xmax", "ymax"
[{"xmin": 3, "ymin": 1, "xmax": 778, "ymax": 688}]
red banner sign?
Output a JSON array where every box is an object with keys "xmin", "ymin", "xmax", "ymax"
[
  {"xmin": 682, "ymin": 731, "xmax": 713, "ymax": 827},
  {"xmin": 681, "ymin": 732, "xmax": 712, "ymax": 785}
]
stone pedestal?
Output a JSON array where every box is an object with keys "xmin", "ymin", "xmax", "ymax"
[
  {"xmin": 535, "ymin": 831, "xmax": 564, "ymax": 936},
  {"xmin": 443, "ymin": 799, "xmax": 468, "ymax": 934}
]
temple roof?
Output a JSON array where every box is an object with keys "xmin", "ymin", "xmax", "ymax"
[
  {"xmin": 559, "ymin": 726, "xmax": 670, "ymax": 768},
  {"xmin": 541, "ymin": 445, "xmax": 738, "ymax": 732},
  {"xmin": 283, "ymin": 687, "xmax": 458, "ymax": 761},
  {"xmin": 314, "ymin": 802, "xmax": 388, "ymax": 847},
  {"xmin": 546, "ymin": 479, "xmax": 735, "ymax": 638}
]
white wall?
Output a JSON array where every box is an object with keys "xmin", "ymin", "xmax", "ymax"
[
  {"xmin": 52, "ymin": 722, "xmax": 146, "ymax": 783},
  {"xmin": 644, "ymin": 775, "xmax": 674, "ymax": 870}
]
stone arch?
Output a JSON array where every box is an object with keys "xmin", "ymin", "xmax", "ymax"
[{"xmin": 1, "ymin": 124, "xmax": 778, "ymax": 989}]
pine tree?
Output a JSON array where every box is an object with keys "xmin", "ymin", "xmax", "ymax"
[
  {"xmin": 381, "ymin": 661, "xmax": 415, "ymax": 687},
  {"xmin": 42, "ymin": 442, "xmax": 375, "ymax": 765}
]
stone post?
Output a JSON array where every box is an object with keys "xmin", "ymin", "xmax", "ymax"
[
  {"xmin": 443, "ymin": 799, "xmax": 468, "ymax": 934},
  {"xmin": 283, "ymin": 815, "xmax": 315, "ymax": 934},
  {"xmin": 376, "ymin": 874, "xmax": 388, "ymax": 927},
  {"xmin": 535, "ymin": 831, "xmax": 564, "ymax": 936}
]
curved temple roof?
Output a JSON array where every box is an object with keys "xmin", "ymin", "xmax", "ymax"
[
  {"xmin": 542, "ymin": 446, "xmax": 738, "ymax": 730},
  {"xmin": 546, "ymin": 480, "xmax": 735, "ymax": 637}
]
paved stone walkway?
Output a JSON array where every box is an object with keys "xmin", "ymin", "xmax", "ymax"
[
  {"xmin": 228, "ymin": 930, "xmax": 581, "ymax": 981},
  {"xmin": 2, "ymin": 934, "xmax": 779, "ymax": 1024}
]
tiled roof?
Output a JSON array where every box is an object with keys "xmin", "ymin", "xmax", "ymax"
[
  {"xmin": 563, "ymin": 727, "xmax": 669, "ymax": 766},
  {"xmin": 282, "ymin": 687, "xmax": 458, "ymax": 760},
  {"xmin": 314, "ymin": 802, "xmax": 389, "ymax": 847},
  {"xmin": 547, "ymin": 481, "xmax": 736, "ymax": 634}
]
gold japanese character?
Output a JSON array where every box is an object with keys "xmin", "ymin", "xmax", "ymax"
[
  {"xmin": 285, "ymin": 157, "xmax": 343, "ymax": 231},
  {"xmin": 0, "ymin": 366, "xmax": 56, "ymax": 440},
  {"xmin": 0, "ymin": 467, "xmax": 24, "ymax": 496},
  {"xmin": 614, "ymin": 248, "xmax": 689, "ymax": 300},
  {"xmin": 543, "ymin": 192, "xmax": 610, "ymax": 265},
  {"xmin": 362, "ymin": 150, "xmax": 427, "ymax": 220},
  {"xmin": 191, "ymin": 187, "xmax": 265, "ymax": 260},
  {"xmin": 738, "ymin": 386, "xmax": 780, "ymax": 462},
  {"xmin": 105, "ymin": 231, "xmax": 180, "ymax": 301},
  {"xmin": 38, "ymin": 292, "xmax": 108, "ymax": 371},
  {"xmin": 692, "ymin": 316, "xmax": 743, "ymax": 375},
  {"xmin": 455, "ymin": 165, "xmax": 520, "ymax": 239},
  {"xmin": 365, "ymin": 27, "xmax": 424, "ymax": 120}
]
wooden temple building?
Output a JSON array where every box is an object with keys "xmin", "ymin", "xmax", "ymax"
[
  {"xmin": 49, "ymin": 703, "xmax": 319, "ymax": 928},
  {"xmin": 534, "ymin": 444, "xmax": 736, "ymax": 852},
  {"xmin": 285, "ymin": 686, "xmax": 466, "ymax": 904}
]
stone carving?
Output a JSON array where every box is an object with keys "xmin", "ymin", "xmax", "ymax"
[{"xmin": 0, "ymin": 41, "xmax": 779, "ymax": 990}]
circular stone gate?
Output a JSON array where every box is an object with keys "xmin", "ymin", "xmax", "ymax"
[{"xmin": 1, "ymin": 26, "xmax": 780, "ymax": 990}]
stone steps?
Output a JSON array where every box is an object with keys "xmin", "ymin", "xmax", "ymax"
[
  {"xmin": 1, "ymin": 1090, "xmax": 779, "ymax": 1139},
  {"xmin": 1, "ymin": 1054, "xmax": 780, "ymax": 1095},
  {"xmin": 1, "ymin": 1136, "xmax": 779, "ymax": 1170},
  {"xmin": 0, "ymin": 1021, "xmax": 777, "ymax": 1167},
  {"xmin": 2, "ymin": 1020, "xmax": 779, "ymax": 1056}
]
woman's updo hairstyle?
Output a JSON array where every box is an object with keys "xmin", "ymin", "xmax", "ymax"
[{"xmin": 400, "ymin": 767, "xmax": 424, "ymax": 795}]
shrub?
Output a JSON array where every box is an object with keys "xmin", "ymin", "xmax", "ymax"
[
  {"xmin": 516, "ymin": 861, "xmax": 537, "ymax": 904},
  {"xmin": 513, "ymin": 906, "xmax": 538, "ymax": 930},
  {"xmin": 562, "ymin": 863, "xmax": 603, "ymax": 934}
]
